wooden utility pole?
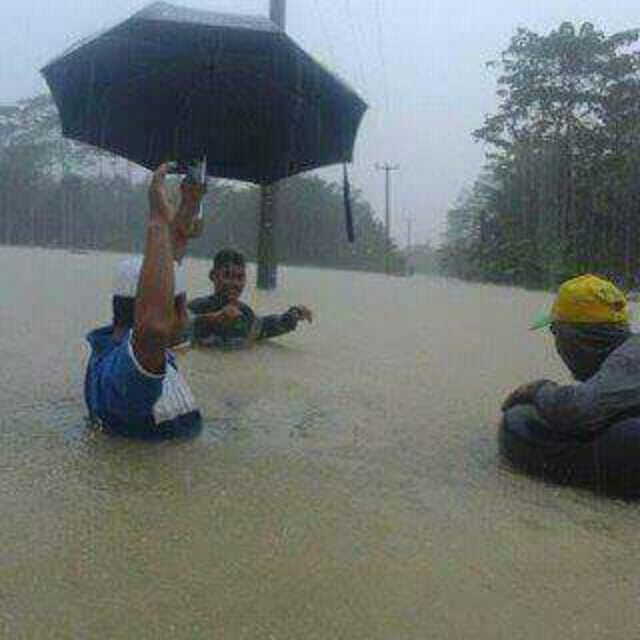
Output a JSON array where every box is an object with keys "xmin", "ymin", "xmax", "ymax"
[
  {"xmin": 405, "ymin": 216, "xmax": 413, "ymax": 276},
  {"xmin": 256, "ymin": 0, "xmax": 286, "ymax": 290},
  {"xmin": 375, "ymin": 162, "xmax": 399, "ymax": 274}
]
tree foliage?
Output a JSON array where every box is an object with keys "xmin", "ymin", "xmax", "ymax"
[
  {"xmin": 0, "ymin": 94, "xmax": 403, "ymax": 273},
  {"xmin": 441, "ymin": 23, "xmax": 640, "ymax": 289}
]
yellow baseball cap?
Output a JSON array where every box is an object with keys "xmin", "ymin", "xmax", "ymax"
[{"xmin": 530, "ymin": 274, "xmax": 630, "ymax": 330}]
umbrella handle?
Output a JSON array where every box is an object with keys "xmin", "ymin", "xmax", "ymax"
[
  {"xmin": 182, "ymin": 155, "xmax": 208, "ymax": 238},
  {"xmin": 343, "ymin": 164, "xmax": 355, "ymax": 243}
]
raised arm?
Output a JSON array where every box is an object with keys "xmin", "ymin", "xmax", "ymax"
[
  {"xmin": 131, "ymin": 164, "xmax": 179, "ymax": 374},
  {"xmin": 132, "ymin": 165, "xmax": 205, "ymax": 371}
]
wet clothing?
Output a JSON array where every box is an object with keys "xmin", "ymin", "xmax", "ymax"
[
  {"xmin": 85, "ymin": 326, "xmax": 201, "ymax": 439},
  {"xmin": 530, "ymin": 327, "xmax": 640, "ymax": 435},
  {"xmin": 187, "ymin": 293, "xmax": 300, "ymax": 349}
]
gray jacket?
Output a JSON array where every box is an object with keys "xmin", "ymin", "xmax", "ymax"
[{"xmin": 533, "ymin": 333, "xmax": 640, "ymax": 434}]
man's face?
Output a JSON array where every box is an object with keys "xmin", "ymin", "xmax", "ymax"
[
  {"xmin": 212, "ymin": 263, "xmax": 246, "ymax": 303},
  {"xmin": 552, "ymin": 328, "xmax": 582, "ymax": 378},
  {"xmin": 550, "ymin": 322, "xmax": 619, "ymax": 382}
]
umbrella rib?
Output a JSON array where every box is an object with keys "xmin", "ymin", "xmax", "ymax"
[{"xmin": 47, "ymin": 18, "xmax": 366, "ymax": 182}]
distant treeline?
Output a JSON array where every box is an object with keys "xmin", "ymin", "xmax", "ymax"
[
  {"xmin": 0, "ymin": 94, "xmax": 405, "ymax": 273},
  {"xmin": 439, "ymin": 23, "xmax": 640, "ymax": 289}
]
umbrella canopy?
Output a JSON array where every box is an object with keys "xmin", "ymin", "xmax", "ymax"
[{"xmin": 41, "ymin": 1, "xmax": 367, "ymax": 184}]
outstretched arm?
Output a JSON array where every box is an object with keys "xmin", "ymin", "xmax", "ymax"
[{"xmin": 258, "ymin": 306, "xmax": 313, "ymax": 340}]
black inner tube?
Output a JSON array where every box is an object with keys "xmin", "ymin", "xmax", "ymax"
[{"xmin": 499, "ymin": 404, "xmax": 640, "ymax": 498}]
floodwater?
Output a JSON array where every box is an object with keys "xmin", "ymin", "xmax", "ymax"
[{"xmin": 2, "ymin": 246, "xmax": 640, "ymax": 639}]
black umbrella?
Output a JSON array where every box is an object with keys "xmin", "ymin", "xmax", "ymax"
[{"xmin": 41, "ymin": 1, "xmax": 367, "ymax": 187}]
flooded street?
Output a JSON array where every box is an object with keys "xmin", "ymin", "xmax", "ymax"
[{"xmin": 2, "ymin": 246, "xmax": 640, "ymax": 639}]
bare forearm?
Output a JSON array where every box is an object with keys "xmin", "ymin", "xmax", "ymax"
[
  {"xmin": 172, "ymin": 200, "xmax": 202, "ymax": 261},
  {"xmin": 131, "ymin": 163, "xmax": 194, "ymax": 373},
  {"xmin": 172, "ymin": 203, "xmax": 190, "ymax": 262},
  {"xmin": 135, "ymin": 218, "xmax": 175, "ymax": 337}
]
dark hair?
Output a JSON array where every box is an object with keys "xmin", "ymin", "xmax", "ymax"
[
  {"xmin": 113, "ymin": 296, "xmax": 136, "ymax": 329},
  {"xmin": 213, "ymin": 249, "xmax": 245, "ymax": 271}
]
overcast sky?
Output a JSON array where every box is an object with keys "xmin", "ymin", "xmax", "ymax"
[{"xmin": 2, "ymin": 0, "xmax": 639, "ymax": 245}]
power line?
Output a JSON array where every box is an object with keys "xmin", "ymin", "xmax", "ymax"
[
  {"xmin": 343, "ymin": 0, "xmax": 369, "ymax": 97},
  {"xmin": 311, "ymin": 0, "xmax": 338, "ymax": 69},
  {"xmin": 374, "ymin": 0, "xmax": 391, "ymax": 119},
  {"xmin": 376, "ymin": 162, "xmax": 400, "ymax": 274}
]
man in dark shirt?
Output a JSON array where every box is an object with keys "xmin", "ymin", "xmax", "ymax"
[{"xmin": 188, "ymin": 249, "xmax": 313, "ymax": 349}]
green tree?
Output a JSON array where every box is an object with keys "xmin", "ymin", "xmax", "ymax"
[
  {"xmin": 0, "ymin": 94, "xmax": 402, "ymax": 273},
  {"xmin": 442, "ymin": 22, "xmax": 640, "ymax": 289}
]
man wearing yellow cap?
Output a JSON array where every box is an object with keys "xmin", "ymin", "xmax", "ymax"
[{"xmin": 502, "ymin": 274, "xmax": 640, "ymax": 432}]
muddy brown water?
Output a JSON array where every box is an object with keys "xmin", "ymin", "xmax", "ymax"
[{"xmin": 2, "ymin": 246, "xmax": 640, "ymax": 639}]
